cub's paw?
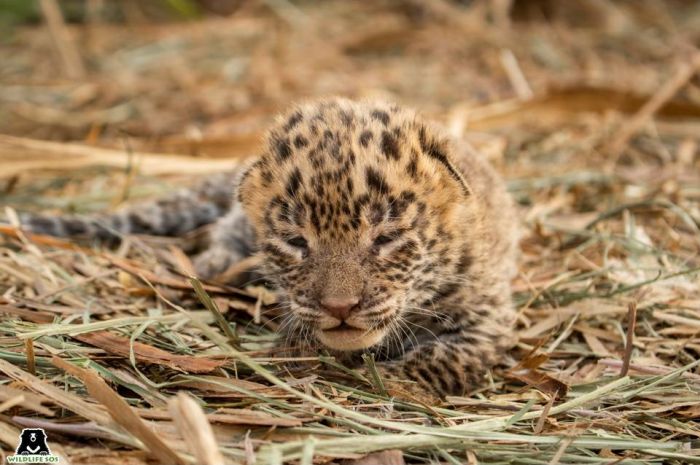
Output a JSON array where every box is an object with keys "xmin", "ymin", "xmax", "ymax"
[{"xmin": 193, "ymin": 247, "xmax": 242, "ymax": 280}]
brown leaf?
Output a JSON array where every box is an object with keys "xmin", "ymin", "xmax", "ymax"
[
  {"xmin": 519, "ymin": 353, "xmax": 549, "ymax": 370},
  {"xmin": 74, "ymin": 330, "xmax": 225, "ymax": 374},
  {"xmin": 510, "ymin": 349, "xmax": 568, "ymax": 398},
  {"xmin": 0, "ymin": 225, "xmax": 94, "ymax": 254},
  {"xmin": 0, "ymin": 304, "xmax": 54, "ymax": 323},
  {"xmin": 507, "ymin": 368, "xmax": 569, "ymax": 399}
]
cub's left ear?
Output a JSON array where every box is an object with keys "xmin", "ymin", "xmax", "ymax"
[{"xmin": 418, "ymin": 125, "xmax": 472, "ymax": 197}]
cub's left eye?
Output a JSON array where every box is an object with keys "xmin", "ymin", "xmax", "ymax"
[{"xmin": 373, "ymin": 235, "xmax": 394, "ymax": 247}]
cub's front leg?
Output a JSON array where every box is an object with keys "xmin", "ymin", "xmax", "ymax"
[
  {"xmin": 193, "ymin": 203, "xmax": 257, "ymax": 281},
  {"xmin": 375, "ymin": 301, "xmax": 516, "ymax": 398}
]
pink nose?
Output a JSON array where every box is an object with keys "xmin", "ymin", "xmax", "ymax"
[{"xmin": 320, "ymin": 296, "xmax": 360, "ymax": 321}]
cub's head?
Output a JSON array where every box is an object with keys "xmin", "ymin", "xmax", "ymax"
[{"xmin": 238, "ymin": 98, "xmax": 473, "ymax": 352}]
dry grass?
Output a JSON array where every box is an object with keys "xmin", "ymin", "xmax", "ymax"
[{"xmin": 1, "ymin": 1, "xmax": 699, "ymax": 464}]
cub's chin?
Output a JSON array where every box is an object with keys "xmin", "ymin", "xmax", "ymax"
[{"xmin": 315, "ymin": 326, "xmax": 387, "ymax": 351}]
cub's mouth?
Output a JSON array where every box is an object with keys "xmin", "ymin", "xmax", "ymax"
[{"xmin": 316, "ymin": 323, "xmax": 386, "ymax": 351}]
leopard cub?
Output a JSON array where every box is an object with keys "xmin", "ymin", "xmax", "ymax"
[
  {"xmin": 20, "ymin": 98, "xmax": 519, "ymax": 397},
  {"xmin": 235, "ymin": 98, "xmax": 519, "ymax": 396}
]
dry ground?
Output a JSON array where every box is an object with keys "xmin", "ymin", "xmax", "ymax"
[{"xmin": 1, "ymin": 1, "xmax": 699, "ymax": 464}]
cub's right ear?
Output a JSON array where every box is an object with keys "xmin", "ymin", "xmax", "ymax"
[
  {"xmin": 235, "ymin": 159, "xmax": 263, "ymax": 204},
  {"xmin": 235, "ymin": 159, "xmax": 270, "ymax": 224}
]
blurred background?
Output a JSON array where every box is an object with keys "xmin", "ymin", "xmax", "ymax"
[{"xmin": 1, "ymin": 1, "xmax": 699, "ymax": 202}]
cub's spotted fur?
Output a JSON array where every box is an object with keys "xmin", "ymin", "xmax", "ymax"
[{"xmin": 19, "ymin": 98, "xmax": 519, "ymax": 397}]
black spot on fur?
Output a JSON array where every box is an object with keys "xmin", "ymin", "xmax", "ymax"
[
  {"xmin": 292, "ymin": 203, "xmax": 306, "ymax": 226},
  {"xmin": 394, "ymin": 240, "xmax": 417, "ymax": 259},
  {"xmin": 434, "ymin": 282, "xmax": 461, "ymax": 302},
  {"xmin": 284, "ymin": 111, "xmax": 303, "ymax": 131},
  {"xmin": 381, "ymin": 131, "xmax": 400, "ymax": 160},
  {"xmin": 359, "ymin": 130, "xmax": 373, "ymax": 147},
  {"xmin": 356, "ymin": 194, "xmax": 370, "ymax": 208},
  {"xmin": 440, "ymin": 360, "xmax": 464, "ymax": 394},
  {"xmin": 365, "ymin": 167, "xmax": 389, "ymax": 195},
  {"xmin": 330, "ymin": 141, "xmax": 342, "ymax": 160},
  {"xmin": 64, "ymin": 218, "xmax": 88, "ymax": 235},
  {"xmin": 261, "ymin": 169, "xmax": 273, "ymax": 185},
  {"xmin": 310, "ymin": 209, "xmax": 321, "ymax": 231},
  {"xmin": 456, "ymin": 249, "xmax": 473, "ymax": 273},
  {"xmin": 277, "ymin": 209, "xmax": 289, "ymax": 224},
  {"xmin": 269, "ymin": 195, "xmax": 283, "ymax": 208},
  {"xmin": 371, "ymin": 110, "xmax": 390, "ymax": 125},
  {"xmin": 128, "ymin": 213, "xmax": 153, "ymax": 233},
  {"xmin": 434, "ymin": 367, "xmax": 452, "ymax": 393},
  {"xmin": 286, "ymin": 168, "xmax": 303, "ymax": 198},
  {"xmin": 273, "ymin": 136, "xmax": 292, "ymax": 161},
  {"xmin": 416, "ymin": 367, "xmax": 434, "ymax": 386},
  {"xmin": 400, "ymin": 190, "xmax": 416, "ymax": 203},
  {"xmin": 294, "ymin": 135, "xmax": 308, "ymax": 148},
  {"xmin": 339, "ymin": 110, "xmax": 353, "ymax": 126},
  {"xmin": 389, "ymin": 190, "xmax": 416, "ymax": 218},
  {"xmin": 406, "ymin": 151, "xmax": 419, "ymax": 179},
  {"xmin": 28, "ymin": 216, "xmax": 58, "ymax": 235},
  {"xmin": 369, "ymin": 202, "xmax": 385, "ymax": 225}
]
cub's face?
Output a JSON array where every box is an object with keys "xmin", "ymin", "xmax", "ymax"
[{"xmin": 238, "ymin": 99, "xmax": 470, "ymax": 352}]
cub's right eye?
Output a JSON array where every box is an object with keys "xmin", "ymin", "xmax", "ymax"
[
  {"xmin": 285, "ymin": 236, "xmax": 309, "ymax": 258},
  {"xmin": 286, "ymin": 236, "xmax": 308, "ymax": 249}
]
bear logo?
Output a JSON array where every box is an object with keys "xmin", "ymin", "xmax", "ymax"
[{"xmin": 15, "ymin": 428, "xmax": 51, "ymax": 455}]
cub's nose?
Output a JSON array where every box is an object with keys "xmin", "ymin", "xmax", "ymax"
[{"xmin": 320, "ymin": 296, "xmax": 360, "ymax": 321}]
